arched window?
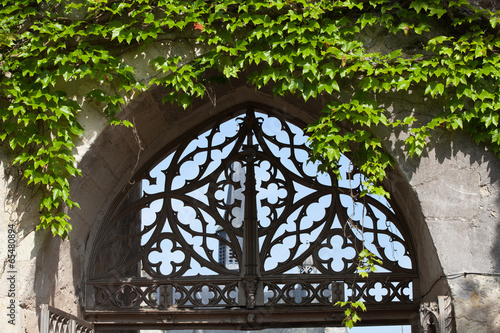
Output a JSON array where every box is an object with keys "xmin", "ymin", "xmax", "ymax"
[{"xmin": 86, "ymin": 103, "xmax": 418, "ymax": 329}]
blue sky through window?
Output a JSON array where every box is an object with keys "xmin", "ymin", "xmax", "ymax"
[{"xmin": 140, "ymin": 112, "xmax": 412, "ymax": 279}]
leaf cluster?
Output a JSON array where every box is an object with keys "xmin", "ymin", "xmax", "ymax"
[
  {"xmin": 335, "ymin": 299, "xmax": 367, "ymax": 329},
  {"xmin": 357, "ymin": 248, "xmax": 383, "ymax": 278},
  {"xmin": 0, "ymin": 0, "xmax": 499, "ymax": 242}
]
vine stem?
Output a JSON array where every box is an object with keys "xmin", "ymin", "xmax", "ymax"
[{"xmin": 129, "ymin": 117, "xmax": 144, "ymax": 185}]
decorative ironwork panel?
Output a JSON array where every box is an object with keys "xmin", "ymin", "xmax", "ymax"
[
  {"xmin": 262, "ymin": 281, "xmax": 342, "ymax": 306},
  {"xmin": 346, "ymin": 278, "xmax": 414, "ymax": 303},
  {"xmin": 92, "ymin": 282, "xmax": 240, "ymax": 309},
  {"xmin": 86, "ymin": 103, "xmax": 419, "ymax": 326}
]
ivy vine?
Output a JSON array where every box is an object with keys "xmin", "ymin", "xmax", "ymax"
[{"xmin": 1, "ymin": 0, "xmax": 499, "ymax": 245}]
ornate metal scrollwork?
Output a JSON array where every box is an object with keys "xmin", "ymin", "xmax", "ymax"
[{"xmin": 87, "ymin": 104, "xmax": 420, "ymax": 325}]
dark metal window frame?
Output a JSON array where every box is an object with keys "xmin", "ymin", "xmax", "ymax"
[{"xmin": 85, "ymin": 103, "xmax": 420, "ymax": 330}]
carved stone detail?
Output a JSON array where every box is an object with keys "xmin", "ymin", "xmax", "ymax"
[
  {"xmin": 420, "ymin": 301, "xmax": 439, "ymax": 333},
  {"xmin": 420, "ymin": 295, "xmax": 455, "ymax": 333},
  {"xmin": 247, "ymin": 313, "xmax": 256, "ymax": 323},
  {"xmin": 243, "ymin": 278, "xmax": 258, "ymax": 309},
  {"xmin": 438, "ymin": 295, "xmax": 454, "ymax": 333}
]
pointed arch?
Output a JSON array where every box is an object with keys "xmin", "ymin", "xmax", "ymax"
[{"xmin": 85, "ymin": 102, "xmax": 419, "ymax": 329}]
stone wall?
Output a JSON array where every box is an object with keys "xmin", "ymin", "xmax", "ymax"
[{"xmin": 0, "ymin": 32, "xmax": 499, "ymax": 333}]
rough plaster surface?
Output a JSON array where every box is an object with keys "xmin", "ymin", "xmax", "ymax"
[
  {"xmin": 0, "ymin": 40, "xmax": 499, "ymax": 333},
  {"xmin": 374, "ymin": 84, "xmax": 500, "ymax": 332}
]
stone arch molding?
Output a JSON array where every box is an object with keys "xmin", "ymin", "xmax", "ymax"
[{"xmin": 83, "ymin": 101, "xmax": 424, "ymax": 330}]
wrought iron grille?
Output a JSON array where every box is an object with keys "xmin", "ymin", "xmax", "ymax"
[{"xmin": 86, "ymin": 104, "xmax": 419, "ymax": 328}]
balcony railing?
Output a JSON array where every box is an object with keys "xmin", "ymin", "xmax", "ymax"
[{"xmin": 40, "ymin": 304, "xmax": 94, "ymax": 333}]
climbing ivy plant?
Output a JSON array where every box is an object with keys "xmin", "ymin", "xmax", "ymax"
[{"xmin": 1, "ymin": 0, "xmax": 499, "ymax": 243}]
